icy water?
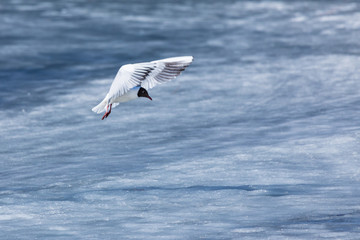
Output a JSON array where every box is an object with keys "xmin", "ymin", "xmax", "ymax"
[{"xmin": 1, "ymin": 0, "xmax": 360, "ymax": 239}]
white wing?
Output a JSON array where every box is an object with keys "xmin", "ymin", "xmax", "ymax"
[{"xmin": 107, "ymin": 56, "xmax": 193, "ymax": 102}]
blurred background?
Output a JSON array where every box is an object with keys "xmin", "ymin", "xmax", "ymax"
[{"xmin": 1, "ymin": 0, "xmax": 360, "ymax": 239}]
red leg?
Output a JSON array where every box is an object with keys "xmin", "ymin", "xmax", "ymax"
[
  {"xmin": 108, "ymin": 104, "xmax": 112, "ymax": 116},
  {"xmin": 101, "ymin": 104, "xmax": 112, "ymax": 120},
  {"xmin": 102, "ymin": 104, "xmax": 109, "ymax": 120}
]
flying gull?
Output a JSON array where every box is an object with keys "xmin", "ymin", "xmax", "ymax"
[{"xmin": 92, "ymin": 56, "xmax": 193, "ymax": 120}]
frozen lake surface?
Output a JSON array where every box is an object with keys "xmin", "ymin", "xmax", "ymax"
[{"xmin": 1, "ymin": 0, "xmax": 360, "ymax": 239}]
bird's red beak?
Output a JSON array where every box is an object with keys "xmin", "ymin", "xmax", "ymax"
[{"xmin": 147, "ymin": 95, "xmax": 152, "ymax": 101}]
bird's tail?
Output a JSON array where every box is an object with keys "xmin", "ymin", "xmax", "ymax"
[{"xmin": 92, "ymin": 97, "xmax": 108, "ymax": 114}]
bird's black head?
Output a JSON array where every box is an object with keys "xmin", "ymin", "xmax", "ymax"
[{"xmin": 137, "ymin": 87, "xmax": 152, "ymax": 101}]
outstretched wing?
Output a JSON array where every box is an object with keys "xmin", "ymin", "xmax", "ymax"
[{"xmin": 107, "ymin": 56, "xmax": 193, "ymax": 102}]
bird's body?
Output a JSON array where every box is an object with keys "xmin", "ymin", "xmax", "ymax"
[
  {"xmin": 112, "ymin": 86, "xmax": 140, "ymax": 103},
  {"xmin": 92, "ymin": 56, "xmax": 193, "ymax": 120}
]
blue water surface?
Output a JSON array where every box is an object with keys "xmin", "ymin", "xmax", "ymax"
[{"xmin": 1, "ymin": 0, "xmax": 360, "ymax": 239}]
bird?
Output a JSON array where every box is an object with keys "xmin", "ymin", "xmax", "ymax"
[{"xmin": 92, "ymin": 56, "xmax": 193, "ymax": 120}]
